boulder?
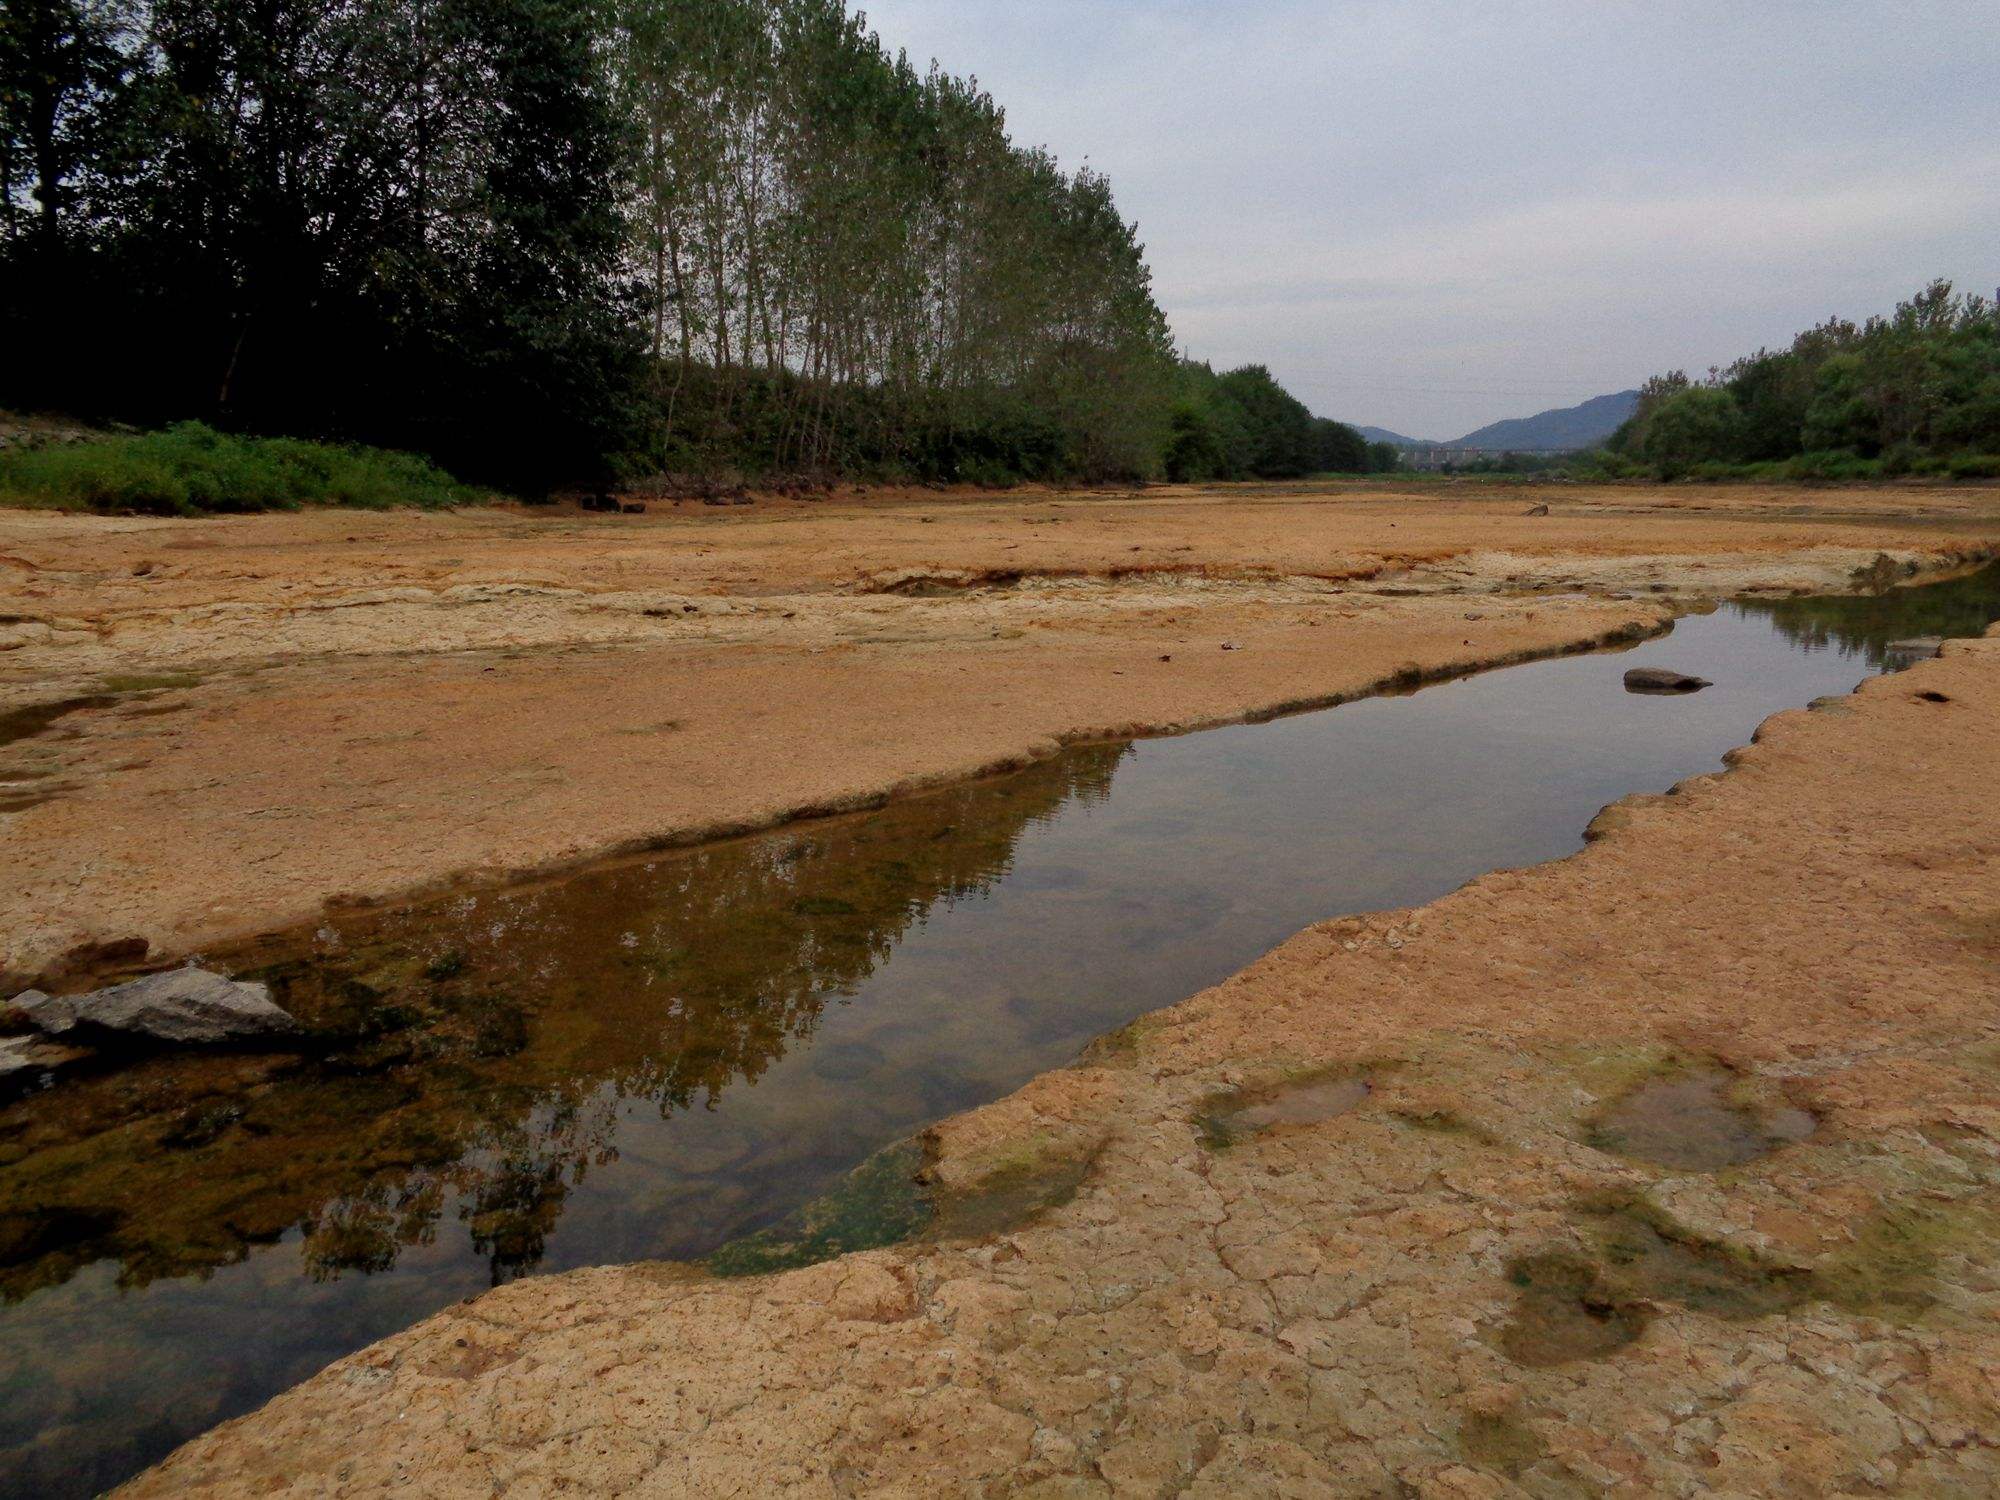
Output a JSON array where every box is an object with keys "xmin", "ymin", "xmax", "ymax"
[
  {"xmin": 1625, "ymin": 667, "xmax": 1713, "ymax": 694},
  {"xmin": 11, "ymin": 968, "xmax": 299, "ymax": 1046}
]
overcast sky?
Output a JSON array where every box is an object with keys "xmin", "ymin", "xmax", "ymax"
[{"xmin": 859, "ymin": 0, "xmax": 2000, "ymax": 440}]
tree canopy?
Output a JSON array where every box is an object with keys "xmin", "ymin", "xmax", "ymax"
[
  {"xmin": 2, "ymin": 0, "xmax": 1374, "ymax": 490},
  {"xmin": 1612, "ymin": 282, "xmax": 2000, "ymax": 480}
]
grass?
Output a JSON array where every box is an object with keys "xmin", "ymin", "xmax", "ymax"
[{"xmin": 0, "ymin": 422, "xmax": 478, "ymax": 515}]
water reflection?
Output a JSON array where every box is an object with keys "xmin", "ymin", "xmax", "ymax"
[
  {"xmin": 1, "ymin": 743, "xmax": 1127, "ymax": 1303},
  {"xmin": 1740, "ymin": 561, "xmax": 2000, "ymax": 670},
  {"xmin": 2, "ymin": 566, "xmax": 1997, "ymax": 1496}
]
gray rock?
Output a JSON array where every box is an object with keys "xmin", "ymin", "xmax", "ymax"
[
  {"xmin": 1884, "ymin": 637, "xmax": 1943, "ymax": 661},
  {"xmin": 11, "ymin": 968, "xmax": 298, "ymax": 1045},
  {"xmin": 1625, "ymin": 667, "xmax": 1713, "ymax": 694},
  {"xmin": 8, "ymin": 990, "xmax": 68, "ymax": 1031}
]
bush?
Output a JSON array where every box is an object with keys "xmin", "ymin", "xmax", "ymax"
[
  {"xmin": 1784, "ymin": 450, "xmax": 1884, "ymax": 483},
  {"xmin": 0, "ymin": 423, "xmax": 476, "ymax": 515},
  {"xmin": 1947, "ymin": 454, "xmax": 2000, "ymax": 479}
]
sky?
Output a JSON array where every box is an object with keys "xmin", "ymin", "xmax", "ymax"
[{"xmin": 858, "ymin": 0, "xmax": 2000, "ymax": 440}]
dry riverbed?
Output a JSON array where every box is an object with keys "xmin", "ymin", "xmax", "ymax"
[
  {"xmin": 5, "ymin": 479, "xmax": 2000, "ymax": 1494},
  {"xmin": 96, "ymin": 543, "xmax": 2000, "ymax": 1493},
  {"xmin": 3, "ymin": 479, "xmax": 1995, "ymax": 984}
]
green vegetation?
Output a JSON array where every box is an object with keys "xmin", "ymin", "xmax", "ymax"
[
  {"xmin": 1606, "ymin": 281, "xmax": 2000, "ymax": 480},
  {"xmin": 705, "ymin": 1139, "xmax": 933, "ymax": 1278},
  {"xmin": 1165, "ymin": 362, "xmax": 1397, "ymax": 481},
  {"xmin": 1, "ymin": 0, "xmax": 1381, "ymax": 492},
  {"xmin": 2, "ymin": 0, "xmax": 635, "ymax": 490},
  {"xmin": 0, "ymin": 423, "xmax": 472, "ymax": 514}
]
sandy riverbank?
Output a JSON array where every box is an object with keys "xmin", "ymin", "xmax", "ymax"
[
  {"xmin": 3, "ymin": 479, "xmax": 1995, "ymax": 982},
  {"xmin": 116, "ymin": 606, "xmax": 2000, "ymax": 1496}
]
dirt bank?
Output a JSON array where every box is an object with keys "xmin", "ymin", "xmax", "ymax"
[
  {"xmin": 4, "ymin": 480, "xmax": 1995, "ymax": 982},
  {"xmin": 121, "ymin": 621, "xmax": 2000, "ymax": 1497}
]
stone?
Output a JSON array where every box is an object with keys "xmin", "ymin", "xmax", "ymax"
[
  {"xmin": 12, "ymin": 968, "xmax": 299, "ymax": 1046},
  {"xmin": 0, "ymin": 1033, "xmax": 90, "ymax": 1083},
  {"xmin": 1624, "ymin": 666, "xmax": 1712, "ymax": 694},
  {"xmin": 0, "ymin": 1035, "xmax": 41, "ymax": 1080},
  {"xmin": 1524, "ymin": 503, "xmax": 1550, "ymax": 516}
]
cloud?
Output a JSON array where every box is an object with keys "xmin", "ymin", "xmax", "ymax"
[{"xmin": 859, "ymin": 0, "xmax": 2000, "ymax": 435}]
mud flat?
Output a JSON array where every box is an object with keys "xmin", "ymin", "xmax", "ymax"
[
  {"xmin": 3, "ymin": 479, "xmax": 1997, "ymax": 979},
  {"xmin": 109, "ymin": 636, "xmax": 2000, "ymax": 1489}
]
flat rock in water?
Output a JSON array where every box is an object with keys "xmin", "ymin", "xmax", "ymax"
[
  {"xmin": 12, "ymin": 969, "xmax": 299, "ymax": 1046},
  {"xmin": 1625, "ymin": 666, "xmax": 1712, "ymax": 694},
  {"xmin": 1885, "ymin": 637, "xmax": 1943, "ymax": 661}
]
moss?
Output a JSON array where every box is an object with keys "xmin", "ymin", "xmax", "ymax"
[
  {"xmin": 705, "ymin": 1139, "xmax": 934, "ymax": 1278},
  {"xmin": 931, "ymin": 1144, "xmax": 1098, "ymax": 1242},
  {"xmin": 1073, "ymin": 1015, "xmax": 1158, "ymax": 1070},
  {"xmin": 1565, "ymin": 1042, "xmax": 1694, "ymax": 1102},
  {"xmin": 1812, "ymin": 1196, "xmax": 2000, "ymax": 1320}
]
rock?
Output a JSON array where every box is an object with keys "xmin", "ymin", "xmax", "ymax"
[
  {"xmin": 12, "ymin": 968, "xmax": 299, "ymax": 1046},
  {"xmin": 0, "ymin": 1036, "xmax": 40, "ymax": 1080},
  {"xmin": 1885, "ymin": 637, "xmax": 1943, "ymax": 661},
  {"xmin": 0, "ymin": 1033, "xmax": 90, "ymax": 1084},
  {"xmin": 1624, "ymin": 667, "xmax": 1712, "ymax": 694},
  {"xmin": 1524, "ymin": 503, "xmax": 1550, "ymax": 516}
]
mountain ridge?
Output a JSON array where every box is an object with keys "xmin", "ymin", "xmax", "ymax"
[{"xmin": 1349, "ymin": 389, "xmax": 1639, "ymax": 452}]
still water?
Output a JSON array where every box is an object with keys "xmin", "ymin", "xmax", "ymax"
[{"xmin": 2, "ymin": 566, "xmax": 1997, "ymax": 1495}]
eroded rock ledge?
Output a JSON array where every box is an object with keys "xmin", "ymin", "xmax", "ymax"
[{"xmin": 122, "ymin": 631, "xmax": 2000, "ymax": 1495}]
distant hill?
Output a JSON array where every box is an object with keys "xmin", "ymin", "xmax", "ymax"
[
  {"xmin": 1347, "ymin": 391, "xmax": 1639, "ymax": 454},
  {"xmin": 1354, "ymin": 424, "xmax": 1432, "ymax": 447},
  {"xmin": 1446, "ymin": 390, "xmax": 1638, "ymax": 451}
]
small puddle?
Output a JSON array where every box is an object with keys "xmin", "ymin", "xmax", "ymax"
[
  {"xmin": 1500, "ymin": 1196, "xmax": 1823, "ymax": 1368},
  {"xmin": 1203, "ymin": 1073, "xmax": 1373, "ymax": 1144},
  {"xmin": 1499, "ymin": 1251, "xmax": 1651, "ymax": 1366},
  {"xmin": 1588, "ymin": 1068, "xmax": 1816, "ymax": 1172},
  {"xmin": 4, "ymin": 563, "xmax": 1999, "ymax": 1496}
]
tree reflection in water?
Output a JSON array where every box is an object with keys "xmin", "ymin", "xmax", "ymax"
[{"xmin": 0, "ymin": 742, "xmax": 1128, "ymax": 1301}]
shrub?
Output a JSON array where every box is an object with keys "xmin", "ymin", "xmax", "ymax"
[
  {"xmin": 1784, "ymin": 450, "xmax": 1884, "ymax": 483},
  {"xmin": 0, "ymin": 423, "xmax": 476, "ymax": 515}
]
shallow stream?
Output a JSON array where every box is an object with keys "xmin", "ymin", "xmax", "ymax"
[{"xmin": 4, "ymin": 565, "xmax": 1998, "ymax": 1495}]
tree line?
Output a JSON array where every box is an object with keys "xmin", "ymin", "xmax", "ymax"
[
  {"xmin": 1611, "ymin": 281, "xmax": 2000, "ymax": 481},
  {"xmin": 1, "ymin": 0, "xmax": 1377, "ymax": 490}
]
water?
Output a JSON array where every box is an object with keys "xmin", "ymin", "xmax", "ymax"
[{"xmin": 2, "ymin": 564, "xmax": 1997, "ymax": 1495}]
